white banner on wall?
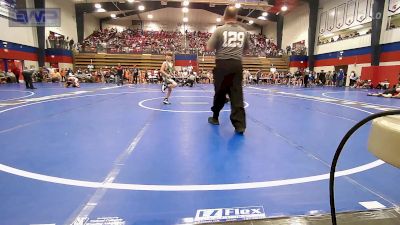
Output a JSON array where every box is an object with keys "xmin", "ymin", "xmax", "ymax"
[
  {"xmin": 388, "ymin": 0, "xmax": 400, "ymax": 14},
  {"xmin": 346, "ymin": 0, "xmax": 356, "ymax": 25},
  {"xmin": 327, "ymin": 8, "xmax": 336, "ymax": 31},
  {"xmin": 369, "ymin": 0, "xmax": 373, "ymax": 18},
  {"xmin": 336, "ymin": 4, "xmax": 346, "ymax": 28},
  {"xmin": 320, "ymin": 11, "xmax": 327, "ymax": 34},
  {"xmin": 357, "ymin": 0, "xmax": 369, "ymax": 22},
  {"xmin": 319, "ymin": 0, "xmax": 373, "ymax": 35}
]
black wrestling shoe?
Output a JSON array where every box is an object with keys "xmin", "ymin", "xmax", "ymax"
[
  {"xmin": 208, "ymin": 117, "xmax": 220, "ymax": 125},
  {"xmin": 235, "ymin": 128, "xmax": 245, "ymax": 135},
  {"xmin": 163, "ymin": 98, "xmax": 171, "ymax": 105},
  {"xmin": 225, "ymin": 98, "xmax": 230, "ymax": 104}
]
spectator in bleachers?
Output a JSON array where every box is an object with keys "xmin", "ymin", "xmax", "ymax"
[
  {"xmin": 81, "ymin": 28, "xmax": 282, "ymax": 57},
  {"xmin": 286, "ymin": 45, "xmax": 291, "ymax": 55}
]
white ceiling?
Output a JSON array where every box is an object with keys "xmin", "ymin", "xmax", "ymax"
[
  {"xmin": 89, "ymin": 7, "xmax": 271, "ymax": 26},
  {"xmin": 73, "ymin": 0, "xmax": 268, "ymax": 5}
]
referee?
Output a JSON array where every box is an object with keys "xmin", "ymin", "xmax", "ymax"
[{"xmin": 207, "ymin": 5, "xmax": 250, "ymax": 134}]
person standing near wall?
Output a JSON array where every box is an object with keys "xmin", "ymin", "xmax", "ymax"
[
  {"xmin": 69, "ymin": 39, "xmax": 75, "ymax": 50},
  {"xmin": 116, "ymin": 63, "xmax": 124, "ymax": 86},
  {"xmin": 256, "ymin": 69, "xmax": 262, "ymax": 85},
  {"xmin": 349, "ymin": 71, "xmax": 358, "ymax": 87},
  {"xmin": 206, "ymin": 5, "xmax": 250, "ymax": 134},
  {"xmin": 133, "ymin": 65, "xmax": 140, "ymax": 84},
  {"xmin": 319, "ymin": 70, "xmax": 326, "ymax": 86},
  {"xmin": 304, "ymin": 69, "xmax": 309, "ymax": 88},
  {"xmin": 22, "ymin": 66, "xmax": 36, "ymax": 89},
  {"xmin": 337, "ymin": 69, "xmax": 344, "ymax": 87},
  {"xmin": 11, "ymin": 66, "xmax": 20, "ymax": 83}
]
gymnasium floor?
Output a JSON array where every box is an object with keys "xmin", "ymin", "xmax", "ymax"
[{"xmin": 0, "ymin": 83, "xmax": 399, "ymax": 225}]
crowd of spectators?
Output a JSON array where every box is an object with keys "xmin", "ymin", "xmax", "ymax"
[
  {"xmin": 244, "ymin": 69, "xmax": 355, "ymax": 88},
  {"xmin": 318, "ymin": 29, "xmax": 371, "ymax": 45},
  {"xmin": 79, "ymin": 28, "xmax": 283, "ymax": 57},
  {"xmin": 47, "ymin": 32, "xmax": 75, "ymax": 50},
  {"xmin": 286, "ymin": 45, "xmax": 307, "ymax": 56},
  {"xmin": 388, "ymin": 22, "xmax": 400, "ymax": 30},
  {"xmin": 2, "ymin": 64, "xmax": 397, "ymax": 97}
]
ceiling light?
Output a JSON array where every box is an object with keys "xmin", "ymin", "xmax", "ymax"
[
  {"xmin": 281, "ymin": 5, "xmax": 288, "ymax": 11},
  {"xmin": 235, "ymin": 3, "xmax": 241, "ymax": 8},
  {"xmin": 127, "ymin": 0, "xmax": 135, "ymax": 2},
  {"xmin": 183, "ymin": 0, "xmax": 189, "ymax": 6},
  {"xmin": 183, "ymin": 17, "xmax": 188, "ymax": 23},
  {"xmin": 138, "ymin": 5, "xmax": 145, "ymax": 11},
  {"xmin": 148, "ymin": 14, "xmax": 153, "ymax": 19},
  {"xmin": 182, "ymin": 7, "xmax": 189, "ymax": 13},
  {"xmin": 97, "ymin": 8, "xmax": 106, "ymax": 12},
  {"xmin": 216, "ymin": 18, "xmax": 221, "ymax": 22},
  {"xmin": 110, "ymin": 13, "xmax": 116, "ymax": 18},
  {"xmin": 249, "ymin": 20, "xmax": 254, "ymax": 24},
  {"xmin": 262, "ymin": 12, "xmax": 268, "ymax": 17},
  {"xmin": 95, "ymin": 3, "xmax": 101, "ymax": 9},
  {"xmin": 257, "ymin": 16, "xmax": 266, "ymax": 20}
]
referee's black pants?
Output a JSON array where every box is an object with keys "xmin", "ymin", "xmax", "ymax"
[
  {"xmin": 212, "ymin": 59, "xmax": 246, "ymax": 130},
  {"xmin": 117, "ymin": 74, "xmax": 123, "ymax": 85},
  {"xmin": 23, "ymin": 74, "xmax": 34, "ymax": 89}
]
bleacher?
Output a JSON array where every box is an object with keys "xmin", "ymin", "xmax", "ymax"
[
  {"xmin": 199, "ymin": 56, "xmax": 289, "ymax": 74},
  {"xmin": 74, "ymin": 53, "xmax": 289, "ymax": 74}
]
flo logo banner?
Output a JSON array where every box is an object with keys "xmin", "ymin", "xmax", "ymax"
[
  {"xmin": 9, "ymin": 8, "xmax": 60, "ymax": 27},
  {"xmin": 194, "ymin": 206, "xmax": 266, "ymax": 223},
  {"xmin": 71, "ymin": 216, "xmax": 125, "ymax": 225}
]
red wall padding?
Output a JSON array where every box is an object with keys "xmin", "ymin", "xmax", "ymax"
[
  {"xmin": 361, "ymin": 65, "xmax": 400, "ymax": 86},
  {"xmin": 289, "ymin": 61, "xmax": 308, "ymax": 68},
  {"xmin": 380, "ymin": 51, "xmax": 400, "ymax": 62},
  {"xmin": 0, "ymin": 49, "xmax": 38, "ymax": 61}
]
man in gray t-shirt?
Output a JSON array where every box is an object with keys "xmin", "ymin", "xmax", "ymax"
[
  {"xmin": 207, "ymin": 19, "xmax": 250, "ymax": 61},
  {"xmin": 207, "ymin": 5, "xmax": 250, "ymax": 134}
]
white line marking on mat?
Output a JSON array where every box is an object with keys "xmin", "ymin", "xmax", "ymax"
[
  {"xmin": 180, "ymin": 102, "xmax": 209, "ymax": 105},
  {"xmin": 139, "ymin": 96, "xmax": 249, "ymax": 113},
  {"xmin": 101, "ymin": 86, "xmax": 122, "ymax": 90},
  {"xmin": 0, "ymin": 90, "xmax": 35, "ymax": 102},
  {"xmin": 359, "ymin": 201, "xmax": 386, "ymax": 209},
  {"xmin": 0, "ymin": 159, "xmax": 385, "ymax": 191},
  {"xmin": 0, "ymin": 90, "xmax": 387, "ymax": 192},
  {"xmin": 66, "ymin": 123, "xmax": 149, "ymax": 225}
]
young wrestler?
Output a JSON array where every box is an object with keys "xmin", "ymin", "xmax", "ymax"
[{"xmin": 160, "ymin": 52, "xmax": 178, "ymax": 104}]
